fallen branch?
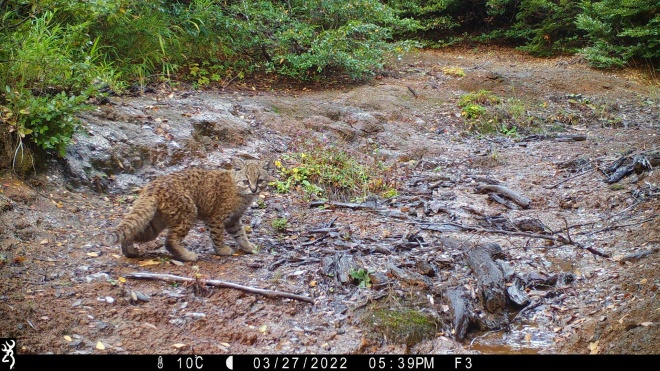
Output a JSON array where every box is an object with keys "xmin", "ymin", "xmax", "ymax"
[
  {"xmin": 488, "ymin": 193, "xmax": 522, "ymax": 210},
  {"xmin": 309, "ymin": 200, "xmax": 375, "ymax": 210},
  {"xmin": 545, "ymin": 168, "xmax": 596, "ymax": 189},
  {"xmin": 475, "ymin": 184, "xmax": 531, "ymax": 209},
  {"xmin": 418, "ymin": 222, "xmax": 610, "ymax": 258},
  {"xmin": 125, "ymin": 272, "xmax": 314, "ymax": 303},
  {"xmin": 555, "ymin": 134, "xmax": 587, "ymax": 142},
  {"xmin": 576, "ymin": 215, "xmax": 659, "ymax": 236},
  {"xmin": 619, "ymin": 247, "xmax": 659, "ymax": 263},
  {"xmin": 309, "ymin": 200, "xmax": 408, "ymax": 219}
]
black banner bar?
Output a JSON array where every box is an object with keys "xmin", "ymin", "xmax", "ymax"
[{"xmin": 14, "ymin": 354, "xmax": 643, "ymax": 370}]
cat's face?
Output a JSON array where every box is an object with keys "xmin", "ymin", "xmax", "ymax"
[{"xmin": 232, "ymin": 158, "xmax": 275, "ymax": 194}]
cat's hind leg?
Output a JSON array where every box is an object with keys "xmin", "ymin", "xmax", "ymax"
[
  {"xmin": 163, "ymin": 200, "xmax": 198, "ymax": 262},
  {"xmin": 122, "ymin": 216, "xmax": 167, "ymax": 258},
  {"xmin": 208, "ymin": 216, "xmax": 233, "ymax": 256}
]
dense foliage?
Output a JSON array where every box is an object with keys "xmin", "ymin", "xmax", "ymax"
[{"xmin": 0, "ymin": 0, "xmax": 657, "ymax": 163}]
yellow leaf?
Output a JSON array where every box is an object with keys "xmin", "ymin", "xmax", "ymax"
[
  {"xmin": 138, "ymin": 259, "xmax": 160, "ymax": 266},
  {"xmin": 309, "ymin": 280, "xmax": 317, "ymax": 287},
  {"xmin": 87, "ymin": 252, "xmax": 99, "ymax": 257},
  {"xmin": 525, "ymin": 333, "xmax": 531, "ymax": 343},
  {"xmin": 172, "ymin": 343, "xmax": 186, "ymax": 348},
  {"xmin": 64, "ymin": 335, "xmax": 72, "ymax": 342},
  {"xmin": 259, "ymin": 325, "xmax": 268, "ymax": 333},
  {"xmin": 118, "ymin": 277, "xmax": 126, "ymax": 283},
  {"xmin": 96, "ymin": 341, "xmax": 105, "ymax": 350},
  {"xmin": 588, "ymin": 340, "xmax": 599, "ymax": 354}
]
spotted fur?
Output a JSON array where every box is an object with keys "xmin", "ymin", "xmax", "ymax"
[{"xmin": 105, "ymin": 158, "xmax": 274, "ymax": 262}]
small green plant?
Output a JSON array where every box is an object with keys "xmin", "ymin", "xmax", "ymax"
[
  {"xmin": 609, "ymin": 184, "xmax": 624, "ymax": 191},
  {"xmin": 187, "ymin": 62, "xmax": 225, "ymax": 89},
  {"xmin": 458, "ymin": 90, "xmax": 500, "ymax": 107},
  {"xmin": 350, "ymin": 267, "xmax": 374, "ymax": 288},
  {"xmin": 273, "ymin": 138, "xmax": 401, "ymax": 201},
  {"xmin": 441, "ymin": 66, "xmax": 465, "ymax": 77},
  {"xmin": 458, "ymin": 90, "xmax": 499, "ymax": 121},
  {"xmin": 271, "ymin": 218, "xmax": 289, "ymax": 232},
  {"xmin": 461, "ymin": 103, "xmax": 487, "ymax": 119},
  {"xmin": 499, "ymin": 123, "xmax": 519, "ymax": 137},
  {"xmin": 271, "ymin": 269, "xmax": 283, "ymax": 283}
]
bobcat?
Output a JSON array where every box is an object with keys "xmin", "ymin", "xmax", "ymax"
[{"xmin": 104, "ymin": 158, "xmax": 274, "ymax": 262}]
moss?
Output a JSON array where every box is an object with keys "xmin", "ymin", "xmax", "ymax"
[{"xmin": 363, "ymin": 306, "xmax": 438, "ymax": 346}]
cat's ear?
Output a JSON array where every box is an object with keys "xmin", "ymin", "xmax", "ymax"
[
  {"xmin": 260, "ymin": 159, "xmax": 276, "ymax": 181},
  {"xmin": 231, "ymin": 158, "xmax": 246, "ymax": 170},
  {"xmin": 260, "ymin": 159, "xmax": 275, "ymax": 171}
]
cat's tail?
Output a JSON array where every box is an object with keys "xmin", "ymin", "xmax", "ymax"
[{"xmin": 104, "ymin": 195, "xmax": 158, "ymax": 245}]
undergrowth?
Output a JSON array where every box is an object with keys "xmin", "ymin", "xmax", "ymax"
[
  {"xmin": 273, "ymin": 136, "xmax": 402, "ymax": 202},
  {"xmin": 457, "ymin": 90, "xmax": 623, "ymax": 136}
]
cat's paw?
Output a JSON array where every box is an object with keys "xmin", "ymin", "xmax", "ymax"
[
  {"xmin": 172, "ymin": 250, "xmax": 198, "ymax": 262},
  {"xmin": 121, "ymin": 242, "xmax": 140, "ymax": 258},
  {"xmin": 240, "ymin": 243, "xmax": 258, "ymax": 254},
  {"xmin": 214, "ymin": 246, "xmax": 235, "ymax": 256}
]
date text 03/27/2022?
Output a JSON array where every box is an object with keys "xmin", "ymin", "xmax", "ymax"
[{"xmin": 248, "ymin": 356, "xmax": 473, "ymax": 370}]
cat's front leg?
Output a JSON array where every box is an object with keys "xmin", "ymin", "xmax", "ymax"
[{"xmin": 224, "ymin": 216, "xmax": 258, "ymax": 254}]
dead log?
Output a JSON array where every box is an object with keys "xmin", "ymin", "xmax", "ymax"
[
  {"xmin": 440, "ymin": 238, "xmax": 517, "ymax": 332},
  {"xmin": 387, "ymin": 262, "xmax": 433, "ymax": 288},
  {"xmin": 463, "ymin": 243, "xmax": 507, "ymax": 313},
  {"xmin": 475, "ymin": 184, "xmax": 531, "ymax": 209},
  {"xmin": 445, "ymin": 288, "xmax": 470, "ymax": 341},
  {"xmin": 605, "ymin": 151, "xmax": 660, "ymax": 183},
  {"xmin": 125, "ymin": 272, "xmax": 314, "ymax": 303},
  {"xmin": 321, "ymin": 253, "xmax": 355, "ymax": 284},
  {"xmin": 506, "ymin": 276, "xmax": 530, "ymax": 306}
]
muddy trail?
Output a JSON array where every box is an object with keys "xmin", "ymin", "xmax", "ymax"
[{"xmin": 1, "ymin": 47, "xmax": 658, "ymax": 355}]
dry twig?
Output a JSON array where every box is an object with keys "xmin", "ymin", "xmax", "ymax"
[{"xmin": 125, "ymin": 272, "xmax": 314, "ymax": 303}]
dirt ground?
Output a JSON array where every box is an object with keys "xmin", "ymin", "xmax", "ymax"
[{"xmin": 0, "ymin": 47, "xmax": 658, "ymax": 356}]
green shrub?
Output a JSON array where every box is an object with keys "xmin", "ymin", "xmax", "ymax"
[
  {"xmin": 576, "ymin": 0, "xmax": 659, "ymax": 68},
  {"xmin": 2, "ymin": 88, "xmax": 91, "ymax": 156},
  {"xmin": 0, "ymin": 8, "xmax": 102, "ymax": 158},
  {"xmin": 506, "ymin": 0, "xmax": 583, "ymax": 56}
]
